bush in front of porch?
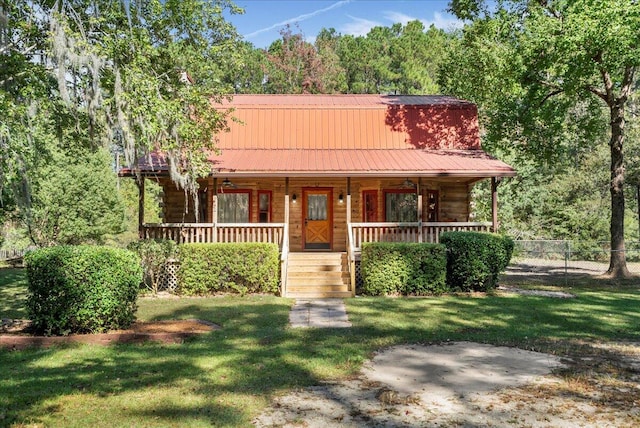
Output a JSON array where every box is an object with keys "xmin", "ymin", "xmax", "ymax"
[
  {"xmin": 24, "ymin": 245, "xmax": 142, "ymax": 335},
  {"xmin": 441, "ymin": 232, "xmax": 514, "ymax": 292},
  {"xmin": 361, "ymin": 242, "xmax": 447, "ymax": 296},
  {"xmin": 176, "ymin": 243, "xmax": 280, "ymax": 295}
]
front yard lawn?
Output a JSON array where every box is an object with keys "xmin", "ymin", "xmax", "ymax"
[{"xmin": 1, "ymin": 267, "xmax": 639, "ymax": 427}]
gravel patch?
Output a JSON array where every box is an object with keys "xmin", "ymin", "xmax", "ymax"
[{"xmin": 255, "ymin": 342, "xmax": 640, "ymax": 427}]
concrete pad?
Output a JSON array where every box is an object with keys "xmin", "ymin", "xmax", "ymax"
[
  {"xmin": 255, "ymin": 342, "xmax": 581, "ymax": 427},
  {"xmin": 361, "ymin": 342, "xmax": 563, "ymax": 413},
  {"xmin": 289, "ymin": 299, "xmax": 351, "ymax": 328}
]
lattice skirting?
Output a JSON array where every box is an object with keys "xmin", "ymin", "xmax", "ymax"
[
  {"xmin": 159, "ymin": 259, "xmax": 179, "ymax": 292},
  {"xmin": 354, "ymin": 260, "xmax": 363, "ymax": 294}
]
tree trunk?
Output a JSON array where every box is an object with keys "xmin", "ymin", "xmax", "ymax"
[{"xmin": 607, "ymin": 101, "xmax": 630, "ymax": 277}]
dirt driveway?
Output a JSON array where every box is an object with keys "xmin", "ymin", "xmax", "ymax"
[{"xmin": 254, "ymin": 341, "xmax": 640, "ymax": 427}]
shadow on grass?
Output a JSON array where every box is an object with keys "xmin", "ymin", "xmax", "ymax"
[
  {"xmin": 1, "ymin": 288, "xmax": 639, "ymax": 426},
  {"xmin": 0, "ymin": 267, "xmax": 28, "ymax": 319}
]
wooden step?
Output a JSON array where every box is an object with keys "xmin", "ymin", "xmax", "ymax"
[
  {"xmin": 284, "ymin": 252, "xmax": 352, "ymax": 298},
  {"xmin": 286, "ymin": 291, "xmax": 352, "ymax": 298},
  {"xmin": 288, "ymin": 264, "xmax": 344, "ymax": 272},
  {"xmin": 287, "ymin": 271, "xmax": 347, "ymax": 279},
  {"xmin": 287, "ymin": 278, "xmax": 349, "ymax": 287},
  {"xmin": 287, "ymin": 284, "xmax": 350, "ymax": 292}
]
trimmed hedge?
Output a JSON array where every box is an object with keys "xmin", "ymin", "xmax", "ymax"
[
  {"xmin": 127, "ymin": 239, "xmax": 177, "ymax": 293},
  {"xmin": 25, "ymin": 245, "xmax": 142, "ymax": 335},
  {"xmin": 176, "ymin": 243, "xmax": 280, "ymax": 295},
  {"xmin": 440, "ymin": 231, "xmax": 514, "ymax": 292},
  {"xmin": 361, "ymin": 242, "xmax": 447, "ymax": 296}
]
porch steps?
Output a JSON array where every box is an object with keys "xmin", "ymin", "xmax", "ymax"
[{"xmin": 285, "ymin": 252, "xmax": 352, "ymax": 298}]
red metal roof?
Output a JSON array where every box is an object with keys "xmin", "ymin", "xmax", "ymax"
[
  {"xmin": 218, "ymin": 94, "xmax": 481, "ymax": 150},
  {"xmin": 207, "ymin": 149, "xmax": 515, "ymax": 178},
  {"xmin": 122, "ymin": 95, "xmax": 515, "ymax": 178}
]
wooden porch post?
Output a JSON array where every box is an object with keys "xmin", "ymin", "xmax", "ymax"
[
  {"xmin": 284, "ymin": 177, "xmax": 290, "ymax": 226},
  {"xmin": 206, "ymin": 176, "xmax": 214, "ymax": 223},
  {"xmin": 417, "ymin": 178, "xmax": 423, "ymax": 243},
  {"xmin": 346, "ymin": 177, "xmax": 351, "ymax": 224},
  {"xmin": 212, "ymin": 177, "xmax": 218, "ymax": 242},
  {"xmin": 491, "ymin": 177, "xmax": 500, "ymax": 232},
  {"xmin": 137, "ymin": 175, "xmax": 145, "ymax": 238}
]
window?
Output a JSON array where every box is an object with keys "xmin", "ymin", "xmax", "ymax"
[
  {"xmin": 362, "ymin": 190, "xmax": 378, "ymax": 222},
  {"xmin": 218, "ymin": 190, "xmax": 251, "ymax": 223},
  {"xmin": 258, "ymin": 190, "xmax": 272, "ymax": 223},
  {"xmin": 426, "ymin": 190, "xmax": 439, "ymax": 222},
  {"xmin": 384, "ymin": 190, "xmax": 417, "ymax": 222},
  {"xmin": 198, "ymin": 189, "xmax": 208, "ymax": 222}
]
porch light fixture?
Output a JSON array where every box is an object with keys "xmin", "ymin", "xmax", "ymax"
[
  {"xmin": 401, "ymin": 178, "xmax": 416, "ymax": 189},
  {"xmin": 222, "ymin": 178, "xmax": 234, "ymax": 188},
  {"xmin": 338, "ymin": 192, "xmax": 344, "ymax": 204},
  {"xmin": 292, "ymin": 193, "xmax": 297, "ymax": 203}
]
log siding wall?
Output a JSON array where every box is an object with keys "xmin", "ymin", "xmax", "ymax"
[{"xmin": 157, "ymin": 177, "xmax": 473, "ymax": 252}]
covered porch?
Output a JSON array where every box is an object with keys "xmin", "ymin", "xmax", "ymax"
[{"xmin": 135, "ymin": 174, "xmax": 509, "ymax": 297}]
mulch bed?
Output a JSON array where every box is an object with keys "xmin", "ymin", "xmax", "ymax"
[{"xmin": 0, "ymin": 319, "xmax": 219, "ymax": 350}]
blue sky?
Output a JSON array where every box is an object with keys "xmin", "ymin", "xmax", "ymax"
[{"xmin": 226, "ymin": 0, "xmax": 462, "ymax": 49}]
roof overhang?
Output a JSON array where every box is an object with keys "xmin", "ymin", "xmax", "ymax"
[{"xmin": 119, "ymin": 148, "xmax": 516, "ymax": 180}]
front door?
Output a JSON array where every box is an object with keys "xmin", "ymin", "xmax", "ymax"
[{"xmin": 303, "ymin": 188, "xmax": 332, "ymax": 250}]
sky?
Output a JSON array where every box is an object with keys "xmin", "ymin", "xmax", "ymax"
[{"xmin": 226, "ymin": 0, "xmax": 462, "ymax": 49}]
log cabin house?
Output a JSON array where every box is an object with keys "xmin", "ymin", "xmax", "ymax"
[{"xmin": 123, "ymin": 94, "xmax": 516, "ymax": 298}]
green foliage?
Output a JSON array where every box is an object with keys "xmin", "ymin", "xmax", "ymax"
[
  {"xmin": 1, "ymin": 0, "xmax": 243, "ymax": 237},
  {"xmin": 127, "ymin": 239, "xmax": 177, "ymax": 294},
  {"xmin": 441, "ymin": 232, "xmax": 514, "ymax": 292},
  {"xmin": 361, "ymin": 242, "xmax": 447, "ymax": 296},
  {"xmin": 176, "ymin": 243, "xmax": 280, "ymax": 295},
  {"xmin": 26, "ymin": 148, "xmax": 125, "ymax": 246},
  {"xmin": 443, "ymin": 0, "xmax": 640, "ymax": 275},
  {"xmin": 24, "ymin": 245, "xmax": 142, "ymax": 335}
]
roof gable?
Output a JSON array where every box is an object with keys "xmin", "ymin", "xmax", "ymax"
[{"xmin": 217, "ymin": 94, "xmax": 480, "ymax": 150}]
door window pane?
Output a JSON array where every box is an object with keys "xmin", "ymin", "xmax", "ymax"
[
  {"xmin": 385, "ymin": 192, "xmax": 417, "ymax": 222},
  {"xmin": 218, "ymin": 192, "xmax": 249, "ymax": 223},
  {"xmin": 308, "ymin": 194, "xmax": 327, "ymax": 220}
]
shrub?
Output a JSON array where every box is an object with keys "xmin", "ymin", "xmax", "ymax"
[
  {"xmin": 176, "ymin": 243, "xmax": 280, "ymax": 295},
  {"xmin": 127, "ymin": 239, "xmax": 177, "ymax": 293},
  {"xmin": 25, "ymin": 245, "xmax": 142, "ymax": 335},
  {"xmin": 440, "ymin": 232, "xmax": 514, "ymax": 292},
  {"xmin": 361, "ymin": 242, "xmax": 447, "ymax": 296}
]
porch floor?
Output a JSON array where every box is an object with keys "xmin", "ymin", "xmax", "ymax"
[{"xmin": 285, "ymin": 252, "xmax": 352, "ymax": 298}]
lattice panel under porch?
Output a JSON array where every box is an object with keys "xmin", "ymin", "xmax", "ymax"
[
  {"xmin": 160, "ymin": 259, "xmax": 179, "ymax": 292},
  {"xmin": 354, "ymin": 260, "xmax": 363, "ymax": 294}
]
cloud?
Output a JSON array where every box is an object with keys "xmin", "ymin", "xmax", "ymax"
[
  {"xmin": 341, "ymin": 15, "xmax": 383, "ymax": 37},
  {"xmin": 428, "ymin": 11, "xmax": 463, "ymax": 30},
  {"xmin": 383, "ymin": 11, "xmax": 415, "ymax": 25},
  {"xmin": 383, "ymin": 10, "xmax": 463, "ymax": 30},
  {"xmin": 245, "ymin": 0, "xmax": 352, "ymax": 39}
]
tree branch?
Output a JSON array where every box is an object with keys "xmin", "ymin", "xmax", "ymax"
[
  {"xmin": 587, "ymin": 86, "xmax": 609, "ymax": 102},
  {"xmin": 538, "ymin": 88, "xmax": 564, "ymax": 106}
]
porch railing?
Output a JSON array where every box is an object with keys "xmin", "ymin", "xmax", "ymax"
[
  {"xmin": 142, "ymin": 223, "xmax": 286, "ymax": 247},
  {"xmin": 348, "ymin": 221, "xmax": 493, "ymax": 254}
]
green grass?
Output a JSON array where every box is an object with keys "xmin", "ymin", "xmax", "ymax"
[
  {"xmin": 0, "ymin": 267, "xmax": 28, "ymax": 319},
  {"xmin": 1, "ymin": 267, "xmax": 639, "ymax": 427}
]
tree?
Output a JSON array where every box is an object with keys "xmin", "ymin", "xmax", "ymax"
[
  {"xmin": 264, "ymin": 26, "xmax": 329, "ymax": 94},
  {"xmin": 445, "ymin": 0, "xmax": 640, "ymax": 277},
  {"xmin": 390, "ymin": 21, "xmax": 450, "ymax": 94},
  {"xmin": 26, "ymin": 149, "xmax": 126, "ymax": 246},
  {"xmin": 1, "ymin": 0, "xmax": 244, "ymax": 238}
]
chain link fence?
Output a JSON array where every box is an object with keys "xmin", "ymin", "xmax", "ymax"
[{"xmin": 505, "ymin": 240, "xmax": 640, "ymax": 285}]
